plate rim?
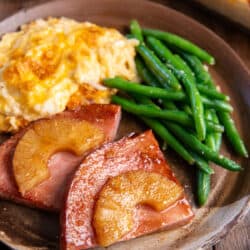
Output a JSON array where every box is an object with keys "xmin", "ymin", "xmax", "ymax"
[{"xmin": 0, "ymin": 0, "xmax": 249, "ymax": 249}]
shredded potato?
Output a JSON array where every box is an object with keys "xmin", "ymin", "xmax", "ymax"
[{"xmin": 0, "ymin": 17, "xmax": 138, "ymax": 132}]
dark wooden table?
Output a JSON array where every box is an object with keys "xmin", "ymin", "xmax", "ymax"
[{"xmin": 0, "ymin": 0, "xmax": 249, "ymax": 249}]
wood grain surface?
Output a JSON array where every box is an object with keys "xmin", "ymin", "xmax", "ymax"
[{"xmin": 0, "ymin": 0, "xmax": 249, "ymax": 249}]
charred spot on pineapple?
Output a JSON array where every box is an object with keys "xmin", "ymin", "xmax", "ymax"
[
  {"xmin": 13, "ymin": 117, "xmax": 104, "ymax": 195},
  {"xmin": 93, "ymin": 170, "xmax": 183, "ymax": 247}
]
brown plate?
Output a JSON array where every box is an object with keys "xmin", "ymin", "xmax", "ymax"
[{"xmin": 0, "ymin": 0, "xmax": 249, "ymax": 249}]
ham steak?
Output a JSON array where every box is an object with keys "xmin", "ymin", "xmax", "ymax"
[
  {"xmin": 0, "ymin": 104, "xmax": 121, "ymax": 211},
  {"xmin": 61, "ymin": 130, "xmax": 194, "ymax": 250}
]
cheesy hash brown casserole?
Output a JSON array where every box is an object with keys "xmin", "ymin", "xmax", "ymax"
[{"xmin": 0, "ymin": 17, "xmax": 138, "ymax": 132}]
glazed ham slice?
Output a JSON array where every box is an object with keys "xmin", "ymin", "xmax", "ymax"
[
  {"xmin": 61, "ymin": 130, "xmax": 194, "ymax": 250},
  {"xmin": 0, "ymin": 104, "xmax": 121, "ymax": 211}
]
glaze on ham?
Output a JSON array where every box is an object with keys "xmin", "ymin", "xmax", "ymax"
[
  {"xmin": 0, "ymin": 104, "xmax": 121, "ymax": 211},
  {"xmin": 61, "ymin": 130, "xmax": 194, "ymax": 250}
]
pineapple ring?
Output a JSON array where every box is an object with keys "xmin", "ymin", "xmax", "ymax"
[
  {"xmin": 13, "ymin": 118, "xmax": 104, "ymax": 195},
  {"xmin": 93, "ymin": 170, "xmax": 183, "ymax": 247}
]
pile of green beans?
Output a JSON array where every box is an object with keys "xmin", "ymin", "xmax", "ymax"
[{"xmin": 104, "ymin": 20, "xmax": 248, "ymax": 206}]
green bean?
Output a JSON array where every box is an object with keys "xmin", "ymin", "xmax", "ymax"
[
  {"xmin": 137, "ymin": 95, "xmax": 223, "ymax": 133},
  {"xmin": 211, "ymin": 111, "xmax": 222, "ymax": 152},
  {"xmin": 197, "ymin": 84, "xmax": 229, "ymax": 101},
  {"xmin": 136, "ymin": 45, "xmax": 181, "ymax": 90},
  {"xmin": 205, "ymin": 134, "xmax": 216, "ymax": 150},
  {"xmin": 117, "ymin": 94, "xmax": 194, "ymax": 164},
  {"xmin": 182, "ymin": 53, "xmax": 218, "ymax": 205},
  {"xmin": 162, "ymin": 101, "xmax": 177, "ymax": 110},
  {"xmin": 141, "ymin": 117, "xmax": 194, "ymax": 164},
  {"xmin": 180, "ymin": 52, "xmax": 213, "ymax": 86},
  {"xmin": 174, "ymin": 54, "xmax": 195, "ymax": 79},
  {"xmin": 218, "ymin": 112, "xmax": 248, "ymax": 157},
  {"xmin": 135, "ymin": 57, "xmax": 161, "ymax": 87},
  {"xmin": 191, "ymin": 152, "xmax": 214, "ymax": 175},
  {"xmin": 201, "ymin": 96, "xmax": 233, "ymax": 113},
  {"xmin": 112, "ymin": 95, "xmax": 223, "ymax": 133},
  {"xmin": 142, "ymin": 28, "xmax": 215, "ymax": 65},
  {"xmin": 132, "ymin": 94, "xmax": 177, "ymax": 115},
  {"xmin": 206, "ymin": 121, "xmax": 224, "ymax": 133},
  {"xmin": 179, "ymin": 54, "xmax": 224, "ymax": 149},
  {"xmin": 179, "ymin": 53, "xmax": 224, "ymax": 151},
  {"xmin": 132, "ymin": 95, "xmax": 215, "ymax": 175},
  {"xmin": 197, "ymin": 109, "xmax": 219, "ymax": 206},
  {"xmin": 135, "ymin": 57, "xmax": 177, "ymax": 109},
  {"xmin": 104, "ymin": 76, "xmax": 225, "ymax": 135},
  {"xmin": 197, "ymin": 170, "xmax": 211, "ymax": 206},
  {"xmin": 105, "ymin": 76, "xmax": 227, "ymax": 107},
  {"xmin": 175, "ymin": 52, "xmax": 246, "ymax": 203},
  {"xmin": 182, "ymin": 54, "xmax": 247, "ymax": 156},
  {"xmin": 199, "ymin": 115, "xmax": 214, "ymax": 208},
  {"xmin": 123, "ymin": 95, "xmax": 215, "ymax": 177},
  {"xmin": 147, "ymin": 36, "xmax": 206, "ymax": 141},
  {"xmin": 176, "ymin": 96, "xmax": 232, "ymax": 112},
  {"xmin": 205, "ymin": 109, "xmax": 222, "ymax": 152},
  {"xmin": 104, "ymin": 77, "xmax": 185, "ymax": 100},
  {"xmin": 176, "ymin": 106, "xmax": 223, "ymax": 134},
  {"xmin": 180, "ymin": 48, "xmax": 223, "ymax": 163},
  {"xmin": 132, "ymin": 94, "xmax": 178, "ymax": 115},
  {"xmin": 204, "ymin": 110, "xmax": 216, "ymax": 150},
  {"xmin": 164, "ymin": 122, "xmax": 242, "ymax": 171},
  {"xmin": 130, "ymin": 20, "xmax": 143, "ymax": 43},
  {"xmin": 146, "ymin": 36, "xmax": 186, "ymax": 79},
  {"xmin": 111, "ymin": 95, "xmax": 194, "ymax": 126},
  {"xmin": 143, "ymin": 117, "xmax": 213, "ymax": 174},
  {"xmin": 182, "ymin": 104, "xmax": 192, "ymax": 115},
  {"xmin": 130, "ymin": 93, "xmax": 160, "ymax": 108}
]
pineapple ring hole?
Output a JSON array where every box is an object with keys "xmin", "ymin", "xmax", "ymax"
[
  {"xmin": 13, "ymin": 118, "xmax": 104, "ymax": 195},
  {"xmin": 93, "ymin": 170, "xmax": 183, "ymax": 247}
]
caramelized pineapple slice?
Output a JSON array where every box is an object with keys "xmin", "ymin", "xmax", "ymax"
[
  {"xmin": 93, "ymin": 170, "xmax": 183, "ymax": 247},
  {"xmin": 13, "ymin": 118, "xmax": 104, "ymax": 195}
]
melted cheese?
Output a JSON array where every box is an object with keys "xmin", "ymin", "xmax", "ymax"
[{"xmin": 0, "ymin": 17, "xmax": 138, "ymax": 132}]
